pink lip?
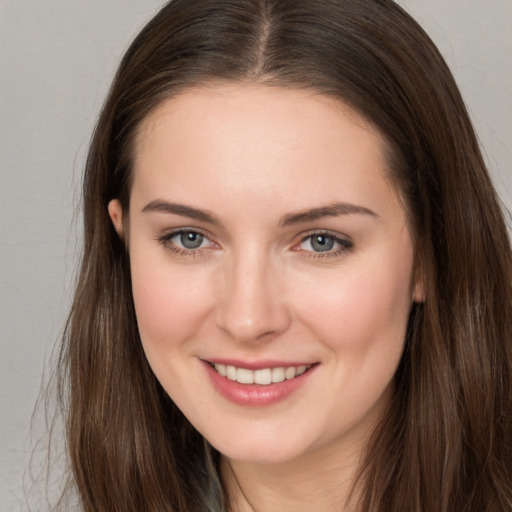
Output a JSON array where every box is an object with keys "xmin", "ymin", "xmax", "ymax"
[
  {"xmin": 201, "ymin": 359, "xmax": 318, "ymax": 407},
  {"xmin": 206, "ymin": 358, "xmax": 315, "ymax": 370}
]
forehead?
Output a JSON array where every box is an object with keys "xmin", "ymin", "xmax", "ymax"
[
  {"xmin": 129, "ymin": 84, "xmax": 402, "ymax": 223},
  {"xmin": 134, "ymin": 83, "xmax": 384, "ymax": 163}
]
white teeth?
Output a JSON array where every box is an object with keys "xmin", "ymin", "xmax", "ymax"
[
  {"xmin": 285, "ymin": 367, "xmax": 297, "ymax": 380},
  {"xmin": 213, "ymin": 363, "xmax": 311, "ymax": 385},
  {"xmin": 271, "ymin": 367, "xmax": 285, "ymax": 383},
  {"xmin": 254, "ymin": 368, "xmax": 272, "ymax": 385},
  {"xmin": 296, "ymin": 365, "xmax": 307, "ymax": 376},
  {"xmin": 236, "ymin": 368, "xmax": 254, "ymax": 384},
  {"xmin": 226, "ymin": 365, "xmax": 237, "ymax": 381}
]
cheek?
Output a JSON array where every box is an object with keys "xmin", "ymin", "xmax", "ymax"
[
  {"xmin": 293, "ymin": 252, "xmax": 414, "ymax": 357},
  {"xmin": 291, "ymin": 254, "xmax": 414, "ymax": 433},
  {"xmin": 129, "ymin": 246, "xmax": 214, "ymax": 351}
]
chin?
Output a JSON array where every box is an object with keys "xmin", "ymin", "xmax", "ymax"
[
  {"xmin": 218, "ymin": 443, "xmax": 304, "ymax": 465},
  {"xmin": 203, "ymin": 425, "xmax": 320, "ymax": 466}
]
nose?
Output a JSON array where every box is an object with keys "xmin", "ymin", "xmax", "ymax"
[{"xmin": 215, "ymin": 251, "xmax": 292, "ymax": 343}]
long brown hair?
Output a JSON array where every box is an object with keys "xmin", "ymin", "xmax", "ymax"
[{"xmin": 56, "ymin": 0, "xmax": 512, "ymax": 510}]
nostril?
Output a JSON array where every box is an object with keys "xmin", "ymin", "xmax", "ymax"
[{"xmin": 215, "ymin": 264, "xmax": 292, "ymax": 342}]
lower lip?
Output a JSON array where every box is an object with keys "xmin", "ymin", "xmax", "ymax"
[{"xmin": 202, "ymin": 361, "xmax": 317, "ymax": 407}]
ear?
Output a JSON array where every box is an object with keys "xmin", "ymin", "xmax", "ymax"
[
  {"xmin": 108, "ymin": 199, "xmax": 125, "ymax": 239},
  {"xmin": 412, "ymin": 267, "xmax": 425, "ymax": 303}
]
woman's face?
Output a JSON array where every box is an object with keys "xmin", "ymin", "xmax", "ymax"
[{"xmin": 109, "ymin": 84, "xmax": 421, "ymax": 465}]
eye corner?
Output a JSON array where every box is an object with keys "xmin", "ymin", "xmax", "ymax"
[
  {"xmin": 156, "ymin": 227, "xmax": 219, "ymax": 257},
  {"xmin": 293, "ymin": 230, "xmax": 354, "ymax": 259}
]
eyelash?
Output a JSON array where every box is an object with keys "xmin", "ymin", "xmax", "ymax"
[
  {"xmin": 296, "ymin": 230, "xmax": 354, "ymax": 259},
  {"xmin": 156, "ymin": 229, "xmax": 354, "ymax": 259},
  {"xmin": 157, "ymin": 228, "xmax": 215, "ymax": 257}
]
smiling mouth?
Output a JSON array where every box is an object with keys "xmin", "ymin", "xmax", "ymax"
[{"xmin": 207, "ymin": 362, "xmax": 313, "ymax": 386}]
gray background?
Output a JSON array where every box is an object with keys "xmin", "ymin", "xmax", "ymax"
[{"xmin": 1, "ymin": 0, "xmax": 510, "ymax": 509}]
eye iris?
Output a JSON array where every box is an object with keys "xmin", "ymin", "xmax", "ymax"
[
  {"xmin": 180, "ymin": 231, "xmax": 204, "ymax": 249},
  {"xmin": 311, "ymin": 235, "xmax": 335, "ymax": 252}
]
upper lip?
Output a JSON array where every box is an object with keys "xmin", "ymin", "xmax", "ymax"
[{"xmin": 203, "ymin": 358, "xmax": 317, "ymax": 370}]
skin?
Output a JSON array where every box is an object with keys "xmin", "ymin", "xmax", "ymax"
[{"xmin": 109, "ymin": 84, "xmax": 423, "ymax": 511}]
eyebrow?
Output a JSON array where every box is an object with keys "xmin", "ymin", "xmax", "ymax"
[
  {"xmin": 142, "ymin": 199, "xmax": 378, "ymax": 226},
  {"xmin": 142, "ymin": 199, "xmax": 218, "ymax": 224},
  {"xmin": 280, "ymin": 202, "xmax": 379, "ymax": 226}
]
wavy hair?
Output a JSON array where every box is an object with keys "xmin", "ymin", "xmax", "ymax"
[{"xmin": 55, "ymin": 0, "xmax": 512, "ymax": 510}]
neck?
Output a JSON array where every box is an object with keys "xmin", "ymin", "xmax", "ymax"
[{"xmin": 221, "ymin": 434, "xmax": 366, "ymax": 512}]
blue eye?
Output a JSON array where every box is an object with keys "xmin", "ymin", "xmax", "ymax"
[
  {"xmin": 159, "ymin": 229, "xmax": 212, "ymax": 254},
  {"xmin": 177, "ymin": 231, "xmax": 205, "ymax": 249},
  {"xmin": 309, "ymin": 234, "xmax": 335, "ymax": 252},
  {"xmin": 299, "ymin": 232, "xmax": 352, "ymax": 255}
]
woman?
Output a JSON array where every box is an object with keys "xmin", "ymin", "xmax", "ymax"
[{"xmin": 56, "ymin": 0, "xmax": 512, "ymax": 510}]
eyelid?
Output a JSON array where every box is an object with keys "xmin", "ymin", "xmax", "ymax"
[
  {"xmin": 158, "ymin": 226, "xmax": 212, "ymax": 241},
  {"xmin": 156, "ymin": 227, "xmax": 353, "ymax": 259},
  {"xmin": 297, "ymin": 228, "xmax": 353, "ymax": 244},
  {"xmin": 293, "ymin": 229, "xmax": 354, "ymax": 257},
  {"xmin": 156, "ymin": 227, "xmax": 218, "ymax": 255}
]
